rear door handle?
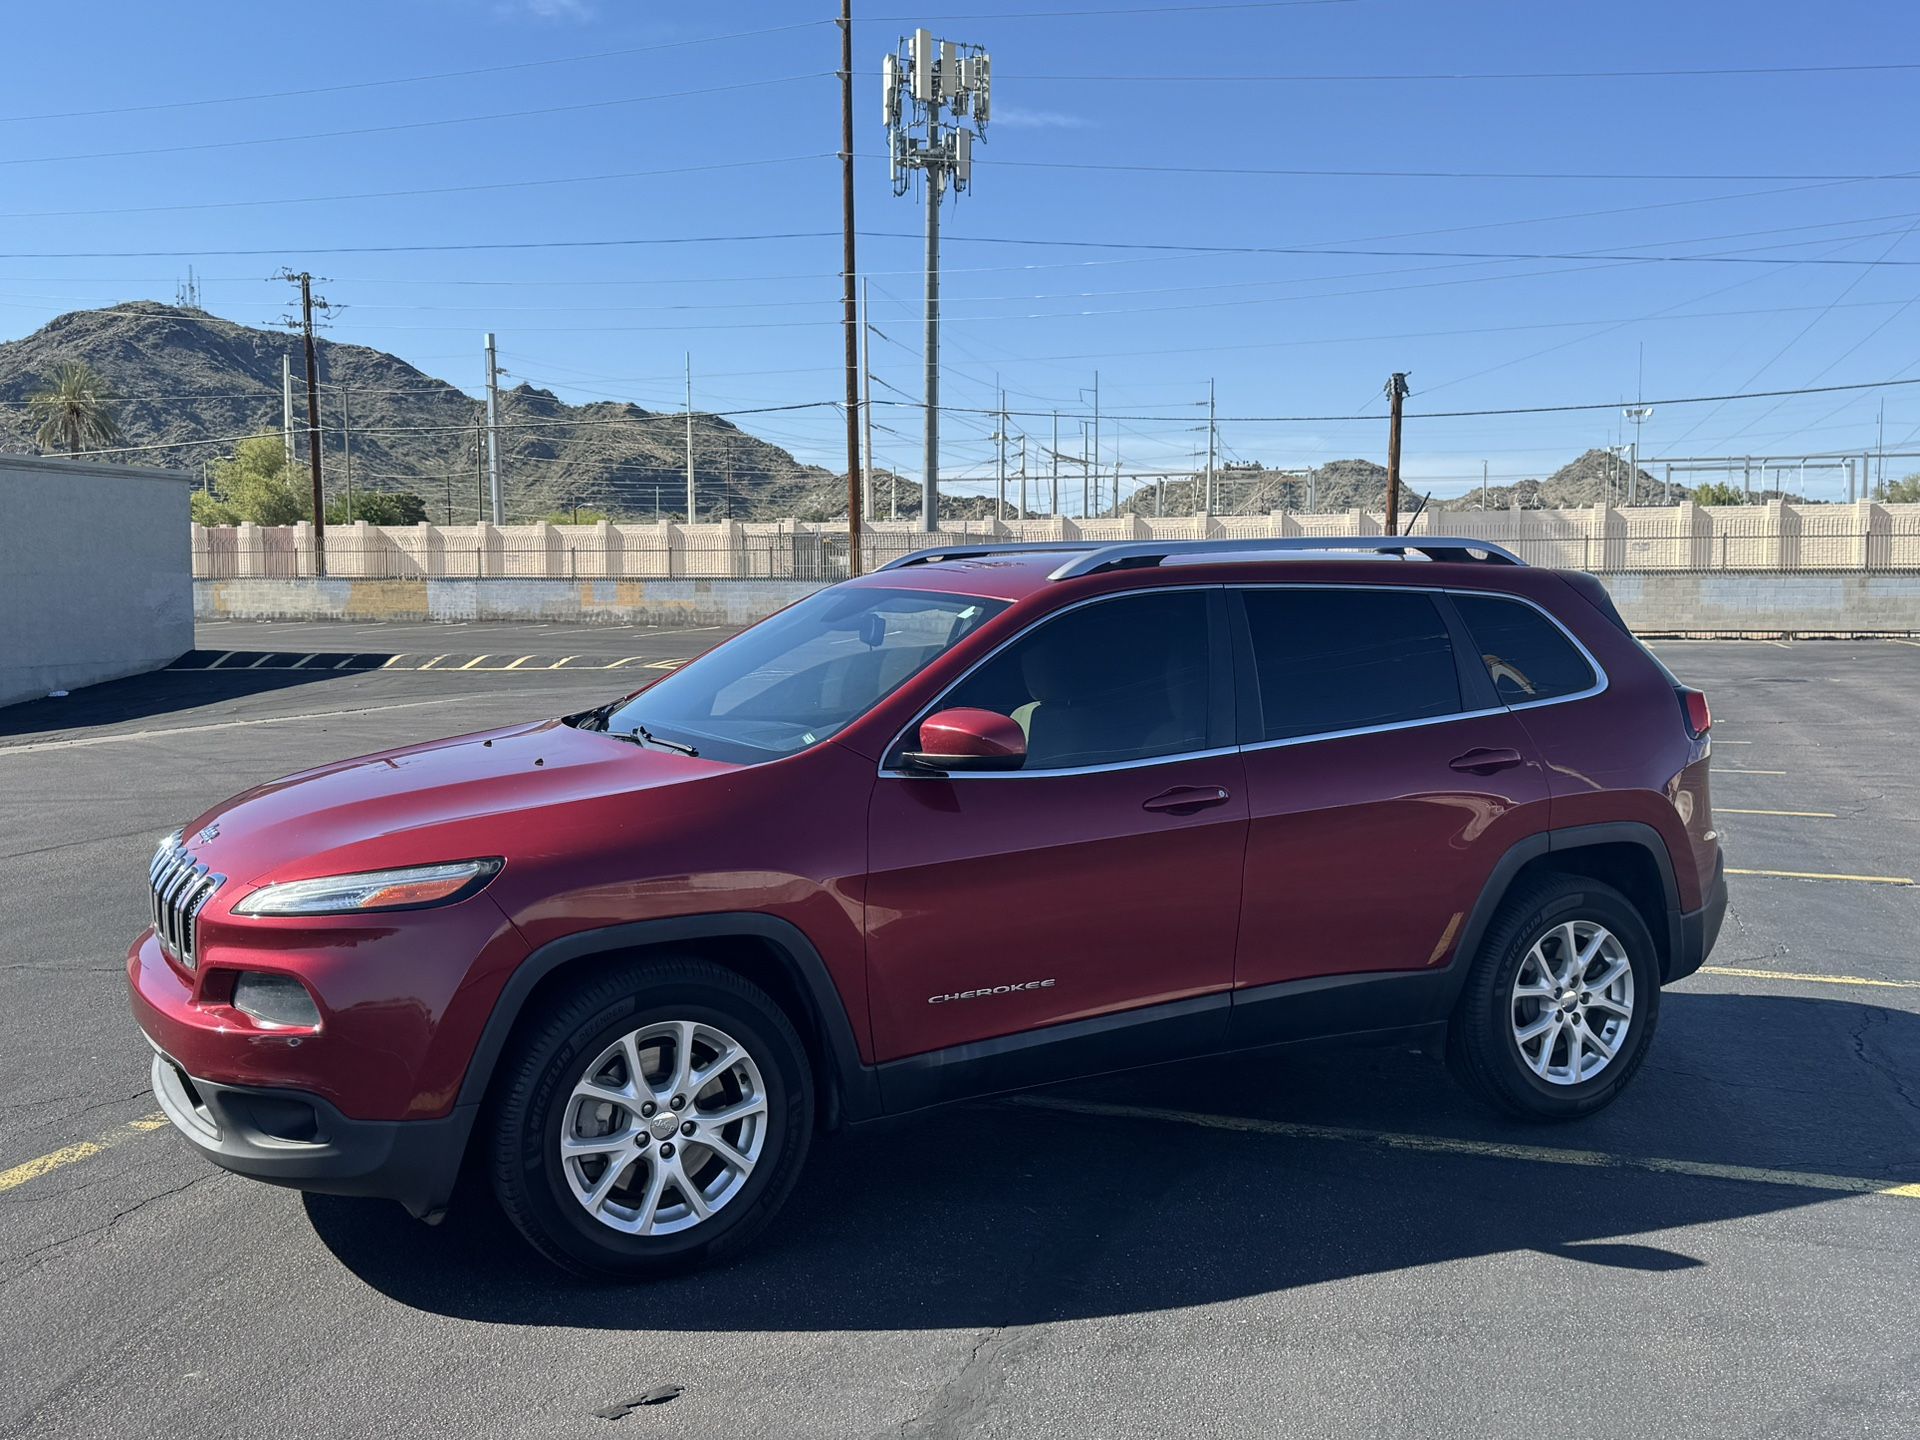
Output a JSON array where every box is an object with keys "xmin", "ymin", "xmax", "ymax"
[
  {"xmin": 1449, "ymin": 747, "xmax": 1524, "ymax": 775},
  {"xmin": 1143, "ymin": 785, "xmax": 1231, "ymax": 814}
]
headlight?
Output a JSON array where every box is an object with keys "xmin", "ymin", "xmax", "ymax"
[{"xmin": 232, "ymin": 859, "xmax": 502, "ymax": 917}]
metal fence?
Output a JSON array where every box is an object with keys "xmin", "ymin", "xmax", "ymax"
[{"xmin": 193, "ymin": 524, "xmax": 1920, "ymax": 581}]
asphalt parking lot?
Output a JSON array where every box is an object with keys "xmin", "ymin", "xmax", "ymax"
[{"xmin": 2, "ymin": 624, "xmax": 1917, "ymax": 1438}]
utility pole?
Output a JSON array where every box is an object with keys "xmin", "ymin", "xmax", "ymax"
[
  {"xmin": 474, "ymin": 416, "xmax": 486, "ymax": 524},
  {"xmin": 1205, "ymin": 378, "xmax": 1216, "ymax": 514},
  {"xmin": 1018, "ymin": 432, "xmax": 1028, "ymax": 521},
  {"xmin": 280, "ymin": 271, "xmax": 329, "ymax": 575},
  {"xmin": 1080, "ymin": 421, "xmax": 1090, "ymax": 517},
  {"xmin": 483, "ymin": 332, "xmax": 504, "ymax": 524},
  {"xmin": 886, "ymin": 28, "xmax": 991, "ymax": 533},
  {"xmin": 838, "ymin": 0, "xmax": 863, "ymax": 572},
  {"xmin": 684, "ymin": 353, "xmax": 696, "ymax": 523},
  {"xmin": 1091, "ymin": 370, "xmax": 1100, "ymax": 502},
  {"xmin": 340, "ymin": 382, "xmax": 353, "ymax": 521},
  {"xmin": 1050, "ymin": 410, "xmax": 1059, "ymax": 516},
  {"xmin": 860, "ymin": 279, "xmax": 876, "ymax": 524},
  {"xmin": 994, "ymin": 383, "xmax": 1007, "ymax": 521},
  {"xmin": 281, "ymin": 355, "xmax": 295, "ymax": 471},
  {"xmin": 1384, "ymin": 371, "xmax": 1410, "ymax": 536},
  {"xmin": 1480, "ymin": 459, "xmax": 1488, "ymax": 511}
]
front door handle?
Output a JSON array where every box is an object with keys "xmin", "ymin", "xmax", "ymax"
[
  {"xmin": 1449, "ymin": 747, "xmax": 1524, "ymax": 775},
  {"xmin": 1143, "ymin": 785, "xmax": 1231, "ymax": 814}
]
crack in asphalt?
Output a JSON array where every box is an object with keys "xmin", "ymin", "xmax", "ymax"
[
  {"xmin": 1847, "ymin": 1007, "xmax": 1920, "ymax": 1117},
  {"xmin": 0, "ymin": 1173, "xmax": 219, "ymax": 1291}
]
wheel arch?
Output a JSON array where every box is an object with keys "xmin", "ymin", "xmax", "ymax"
[
  {"xmin": 456, "ymin": 914, "xmax": 882, "ymax": 1127},
  {"xmin": 1452, "ymin": 822, "xmax": 1684, "ymax": 1003}
]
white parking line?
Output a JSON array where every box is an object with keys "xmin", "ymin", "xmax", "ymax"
[
  {"xmin": 1005, "ymin": 1096, "xmax": 1920, "ymax": 1201},
  {"xmin": 0, "ymin": 694, "xmax": 537, "ymax": 756}
]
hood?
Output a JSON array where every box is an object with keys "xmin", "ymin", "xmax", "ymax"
[{"xmin": 176, "ymin": 718, "xmax": 734, "ymax": 891}]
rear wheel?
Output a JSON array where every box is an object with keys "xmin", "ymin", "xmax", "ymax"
[
  {"xmin": 1447, "ymin": 876, "xmax": 1661, "ymax": 1120},
  {"xmin": 488, "ymin": 957, "xmax": 813, "ymax": 1279}
]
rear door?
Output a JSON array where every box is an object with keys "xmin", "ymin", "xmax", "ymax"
[
  {"xmin": 863, "ymin": 588, "xmax": 1246, "ymax": 1101},
  {"xmin": 1226, "ymin": 585, "xmax": 1552, "ymax": 1044}
]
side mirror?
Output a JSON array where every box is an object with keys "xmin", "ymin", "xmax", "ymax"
[{"xmin": 901, "ymin": 707, "xmax": 1026, "ymax": 773}]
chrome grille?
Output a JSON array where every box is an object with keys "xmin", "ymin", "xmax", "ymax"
[{"xmin": 148, "ymin": 832, "xmax": 224, "ymax": 970}]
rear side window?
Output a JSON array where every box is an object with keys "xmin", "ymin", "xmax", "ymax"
[
  {"xmin": 1239, "ymin": 588, "xmax": 1462, "ymax": 741},
  {"xmin": 937, "ymin": 591, "xmax": 1212, "ymax": 770},
  {"xmin": 1452, "ymin": 594, "xmax": 1596, "ymax": 705}
]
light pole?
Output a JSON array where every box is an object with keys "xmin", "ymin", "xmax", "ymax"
[
  {"xmin": 886, "ymin": 29, "xmax": 991, "ymax": 532},
  {"xmin": 1622, "ymin": 404, "xmax": 1654, "ymax": 506}
]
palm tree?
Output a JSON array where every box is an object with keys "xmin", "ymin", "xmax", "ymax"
[{"xmin": 28, "ymin": 361, "xmax": 122, "ymax": 456}]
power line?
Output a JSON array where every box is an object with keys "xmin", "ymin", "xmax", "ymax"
[
  {"xmin": 0, "ymin": 155, "xmax": 836, "ymax": 223},
  {"xmin": 0, "ymin": 21, "xmax": 830, "ymax": 125},
  {"xmin": 17, "ymin": 228, "xmax": 1920, "ymax": 266},
  {"xmin": 1007, "ymin": 60, "xmax": 1920, "ymax": 81},
  {"xmin": 866, "ymin": 0, "xmax": 1357, "ymax": 15},
  {"xmin": 870, "ymin": 375, "xmax": 1920, "ymax": 423},
  {"xmin": 0, "ymin": 74, "xmax": 833, "ymax": 170}
]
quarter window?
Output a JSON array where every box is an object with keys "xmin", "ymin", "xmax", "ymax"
[
  {"xmin": 935, "ymin": 592, "xmax": 1212, "ymax": 770},
  {"xmin": 1451, "ymin": 594, "xmax": 1596, "ymax": 704},
  {"xmin": 1239, "ymin": 588, "xmax": 1462, "ymax": 741}
]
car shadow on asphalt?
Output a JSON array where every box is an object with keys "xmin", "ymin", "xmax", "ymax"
[
  {"xmin": 0, "ymin": 654, "xmax": 391, "ymax": 738},
  {"xmin": 305, "ymin": 990, "xmax": 1919, "ymax": 1327}
]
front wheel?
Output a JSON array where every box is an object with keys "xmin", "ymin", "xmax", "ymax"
[
  {"xmin": 1447, "ymin": 876, "xmax": 1661, "ymax": 1120},
  {"xmin": 487, "ymin": 957, "xmax": 814, "ymax": 1279}
]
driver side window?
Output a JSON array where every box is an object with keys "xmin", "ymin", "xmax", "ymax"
[{"xmin": 938, "ymin": 591, "xmax": 1212, "ymax": 771}]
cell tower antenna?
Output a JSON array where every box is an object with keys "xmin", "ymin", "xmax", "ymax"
[{"xmin": 885, "ymin": 26, "xmax": 992, "ymax": 532}]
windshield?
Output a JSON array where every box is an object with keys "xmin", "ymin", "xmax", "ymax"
[{"xmin": 595, "ymin": 587, "xmax": 1009, "ymax": 765}]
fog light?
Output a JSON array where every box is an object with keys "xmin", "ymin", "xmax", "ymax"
[{"xmin": 232, "ymin": 972, "xmax": 321, "ymax": 1029}]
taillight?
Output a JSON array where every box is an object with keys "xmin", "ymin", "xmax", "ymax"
[{"xmin": 1679, "ymin": 688, "xmax": 1711, "ymax": 738}]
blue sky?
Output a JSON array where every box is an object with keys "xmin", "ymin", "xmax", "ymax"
[{"xmin": 3, "ymin": 0, "xmax": 1917, "ymax": 504}]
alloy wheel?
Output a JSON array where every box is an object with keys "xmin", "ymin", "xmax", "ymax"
[
  {"xmin": 1509, "ymin": 920, "xmax": 1635, "ymax": 1086},
  {"xmin": 558, "ymin": 1019, "xmax": 768, "ymax": 1235}
]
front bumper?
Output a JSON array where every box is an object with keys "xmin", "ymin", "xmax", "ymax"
[
  {"xmin": 1668, "ymin": 851, "xmax": 1728, "ymax": 984},
  {"xmin": 146, "ymin": 1043, "xmax": 474, "ymax": 1219}
]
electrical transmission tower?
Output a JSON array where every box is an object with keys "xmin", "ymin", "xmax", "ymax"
[{"xmin": 885, "ymin": 28, "xmax": 991, "ymax": 532}]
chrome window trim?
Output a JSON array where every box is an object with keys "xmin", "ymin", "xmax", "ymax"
[
  {"xmin": 1440, "ymin": 588, "xmax": 1609, "ymax": 713},
  {"xmin": 876, "ymin": 581, "xmax": 1608, "ymax": 779},
  {"xmin": 877, "ymin": 584, "xmax": 1227, "ymax": 780},
  {"xmin": 1239, "ymin": 705, "xmax": 1510, "ymax": 756}
]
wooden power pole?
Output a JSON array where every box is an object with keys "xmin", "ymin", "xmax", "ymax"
[
  {"xmin": 1384, "ymin": 371, "xmax": 1410, "ymax": 536},
  {"xmin": 838, "ymin": 0, "xmax": 863, "ymax": 574},
  {"xmin": 282, "ymin": 271, "xmax": 329, "ymax": 575}
]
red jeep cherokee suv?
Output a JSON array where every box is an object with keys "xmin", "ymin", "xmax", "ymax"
[{"xmin": 129, "ymin": 537, "xmax": 1726, "ymax": 1278}]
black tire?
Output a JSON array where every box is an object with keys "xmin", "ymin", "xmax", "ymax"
[
  {"xmin": 1447, "ymin": 875, "xmax": 1661, "ymax": 1121},
  {"xmin": 487, "ymin": 956, "xmax": 814, "ymax": 1280}
]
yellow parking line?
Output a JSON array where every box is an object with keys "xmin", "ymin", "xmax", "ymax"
[
  {"xmin": 548, "ymin": 656, "xmax": 580, "ymax": 669},
  {"xmin": 1703, "ymin": 965, "xmax": 1920, "ymax": 990},
  {"xmin": 455, "ymin": 655, "xmax": 492, "ymax": 670},
  {"xmin": 643, "ymin": 659, "xmax": 687, "ymax": 670},
  {"xmin": 1005, "ymin": 1096, "xmax": 1920, "ymax": 1200},
  {"xmin": 0, "ymin": 1113, "xmax": 168, "ymax": 1195},
  {"xmin": 1727, "ymin": 867, "xmax": 1911, "ymax": 885},
  {"xmin": 503, "ymin": 655, "xmax": 535, "ymax": 670},
  {"xmin": 416, "ymin": 655, "xmax": 450, "ymax": 671},
  {"xmin": 1718, "ymin": 808, "xmax": 1837, "ymax": 818},
  {"xmin": 604, "ymin": 657, "xmax": 645, "ymax": 669},
  {"xmin": 1718, "ymin": 768, "xmax": 1787, "ymax": 775},
  {"xmin": 379, "ymin": 654, "xmax": 409, "ymax": 669}
]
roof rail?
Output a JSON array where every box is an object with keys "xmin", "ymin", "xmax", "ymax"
[
  {"xmin": 1046, "ymin": 535, "xmax": 1525, "ymax": 580},
  {"xmin": 874, "ymin": 541, "xmax": 1106, "ymax": 572}
]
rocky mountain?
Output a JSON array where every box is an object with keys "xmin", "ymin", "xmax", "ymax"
[{"xmin": 0, "ymin": 301, "xmax": 842, "ymax": 523}]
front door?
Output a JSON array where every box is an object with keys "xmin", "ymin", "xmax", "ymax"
[
  {"xmin": 864, "ymin": 588, "xmax": 1246, "ymax": 1105},
  {"xmin": 1226, "ymin": 585, "xmax": 1552, "ymax": 1043}
]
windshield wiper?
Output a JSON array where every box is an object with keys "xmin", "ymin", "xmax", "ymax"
[{"xmin": 614, "ymin": 724, "xmax": 699, "ymax": 758}]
